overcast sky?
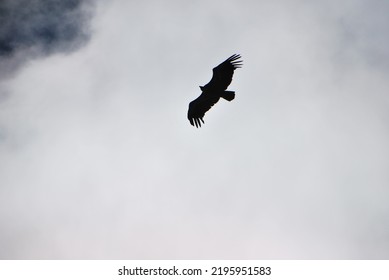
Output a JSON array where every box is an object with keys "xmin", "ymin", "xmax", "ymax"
[{"xmin": 1, "ymin": 0, "xmax": 389, "ymax": 259}]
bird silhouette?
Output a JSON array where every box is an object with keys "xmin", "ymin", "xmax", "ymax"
[{"xmin": 187, "ymin": 54, "xmax": 242, "ymax": 127}]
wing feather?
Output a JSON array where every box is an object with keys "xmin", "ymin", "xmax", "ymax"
[
  {"xmin": 202, "ymin": 54, "xmax": 242, "ymax": 91},
  {"xmin": 187, "ymin": 93, "xmax": 220, "ymax": 127}
]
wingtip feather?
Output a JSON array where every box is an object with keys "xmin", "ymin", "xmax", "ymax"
[{"xmin": 226, "ymin": 54, "xmax": 243, "ymax": 68}]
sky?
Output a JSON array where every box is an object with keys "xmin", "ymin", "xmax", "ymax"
[{"xmin": 0, "ymin": 0, "xmax": 389, "ymax": 259}]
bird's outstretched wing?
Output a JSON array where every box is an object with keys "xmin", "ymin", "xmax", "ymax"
[
  {"xmin": 187, "ymin": 93, "xmax": 220, "ymax": 128},
  {"xmin": 202, "ymin": 54, "xmax": 242, "ymax": 91}
]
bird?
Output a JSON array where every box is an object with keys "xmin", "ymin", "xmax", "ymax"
[{"xmin": 187, "ymin": 54, "xmax": 242, "ymax": 128}]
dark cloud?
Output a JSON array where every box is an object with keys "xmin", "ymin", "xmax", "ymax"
[
  {"xmin": 0, "ymin": 0, "xmax": 93, "ymax": 55},
  {"xmin": 0, "ymin": 0, "xmax": 94, "ymax": 79}
]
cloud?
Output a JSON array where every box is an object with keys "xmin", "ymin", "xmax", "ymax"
[
  {"xmin": 1, "ymin": 0, "xmax": 389, "ymax": 259},
  {"xmin": 0, "ymin": 0, "xmax": 94, "ymax": 79}
]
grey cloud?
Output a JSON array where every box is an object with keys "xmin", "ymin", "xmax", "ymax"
[
  {"xmin": 1, "ymin": 0, "xmax": 389, "ymax": 259},
  {"xmin": 0, "ymin": 0, "xmax": 94, "ymax": 78}
]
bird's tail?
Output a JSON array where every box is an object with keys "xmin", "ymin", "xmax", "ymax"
[{"xmin": 221, "ymin": 91, "xmax": 235, "ymax": 101}]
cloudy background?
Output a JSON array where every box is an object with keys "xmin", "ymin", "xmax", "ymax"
[{"xmin": 1, "ymin": 0, "xmax": 389, "ymax": 259}]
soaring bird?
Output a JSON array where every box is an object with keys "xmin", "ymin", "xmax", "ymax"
[{"xmin": 187, "ymin": 54, "xmax": 242, "ymax": 128}]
